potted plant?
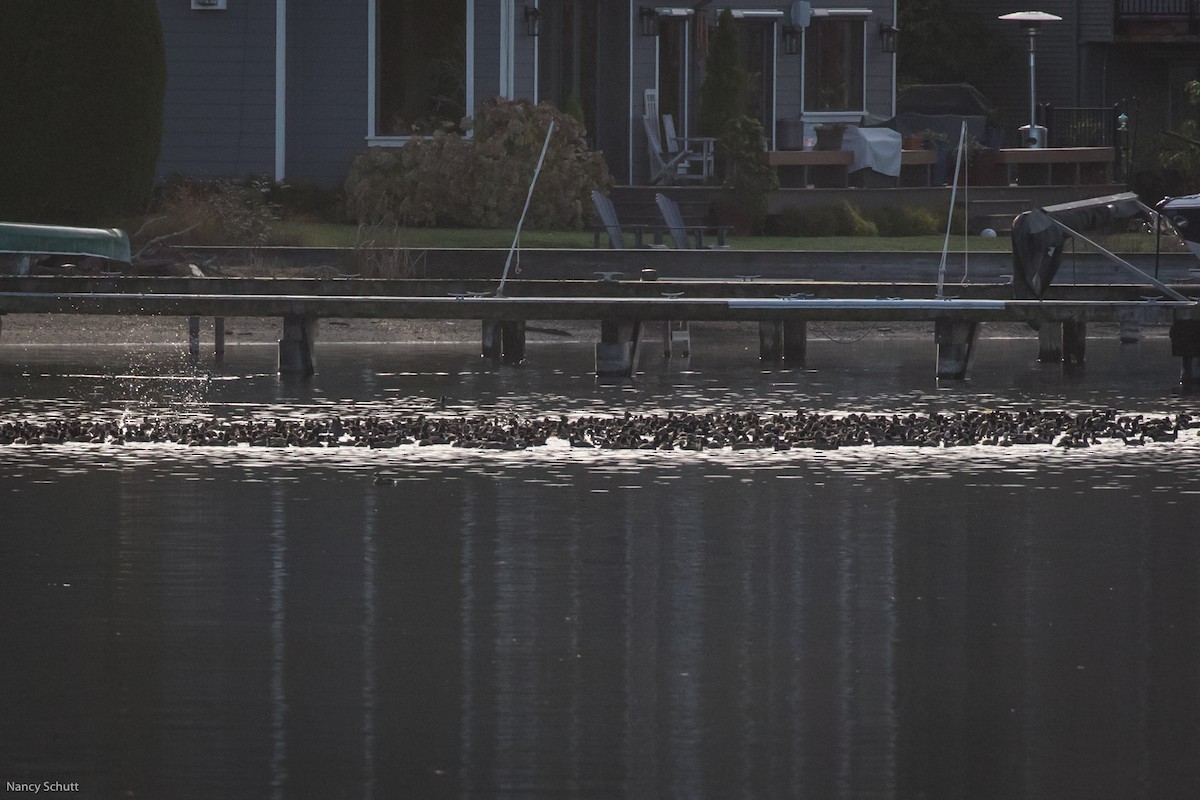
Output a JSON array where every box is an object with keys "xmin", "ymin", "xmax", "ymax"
[
  {"xmin": 814, "ymin": 122, "xmax": 846, "ymax": 151},
  {"xmin": 919, "ymin": 128, "xmax": 948, "ymax": 149}
]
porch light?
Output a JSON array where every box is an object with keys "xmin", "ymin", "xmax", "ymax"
[
  {"xmin": 879, "ymin": 22, "xmax": 898, "ymax": 54},
  {"xmin": 782, "ymin": 25, "xmax": 801, "ymax": 56},
  {"xmin": 639, "ymin": 7, "xmax": 659, "ymax": 37},
  {"xmin": 1000, "ymin": 11, "xmax": 1062, "ymax": 148},
  {"xmin": 524, "ymin": 2, "xmax": 541, "ymax": 37}
]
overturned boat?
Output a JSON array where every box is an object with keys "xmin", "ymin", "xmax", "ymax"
[
  {"xmin": 1010, "ymin": 192, "xmax": 1191, "ymax": 302},
  {"xmin": 1160, "ymin": 193, "xmax": 1200, "ymax": 261}
]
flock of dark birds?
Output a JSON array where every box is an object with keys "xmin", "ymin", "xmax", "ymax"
[{"xmin": 0, "ymin": 408, "xmax": 1193, "ymax": 452}]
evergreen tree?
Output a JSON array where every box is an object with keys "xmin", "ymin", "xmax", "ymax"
[
  {"xmin": 698, "ymin": 10, "xmax": 746, "ymax": 138},
  {"xmin": 0, "ymin": 1, "xmax": 166, "ymax": 224}
]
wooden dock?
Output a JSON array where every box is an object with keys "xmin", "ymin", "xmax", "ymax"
[{"xmin": 1, "ymin": 277, "xmax": 1198, "ymax": 382}]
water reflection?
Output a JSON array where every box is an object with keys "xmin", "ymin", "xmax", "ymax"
[{"xmin": 2, "ymin": 336, "xmax": 1200, "ymax": 798}]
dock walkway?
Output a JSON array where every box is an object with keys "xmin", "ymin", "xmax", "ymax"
[{"xmin": 2, "ymin": 276, "xmax": 1199, "ymax": 383}]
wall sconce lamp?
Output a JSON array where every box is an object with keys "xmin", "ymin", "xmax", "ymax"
[
  {"xmin": 879, "ymin": 22, "xmax": 899, "ymax": 54},
  {"xmin": 639, "ymin": 7, "xmax": 659, "ymax": 37},
  {"xmin": 782, "ymin": 26, "xmax": 800, "ymax": 56},
  {"xmin": 524, "ymin": 2, "xmax": 542, "ymax": 37}
]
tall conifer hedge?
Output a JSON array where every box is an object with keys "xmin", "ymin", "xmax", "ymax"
[{"xmin": 0, "ymin": 1, "xmax": 166, "ymax": 224}]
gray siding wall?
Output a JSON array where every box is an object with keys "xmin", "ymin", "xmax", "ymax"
[
  {"xmin": 475, "ymin": 2, "xmax": 502, "ymax": 112},
  {"xmin": 157, "ymin": 0, "xmax": 278, "ymax": 181},
  {"xmin": 286, "ymin": 0, "xmax": 368, "ymax": 187},
  {"xmin": 1080, "ymin": 0, "xmax": 1114, "ymax": 42}
]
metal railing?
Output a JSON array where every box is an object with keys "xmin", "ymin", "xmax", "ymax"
[
  {"xmin": 1042, "ymin": 106, "xmax": 1118, "ymax": 148},
  {"xmin": 1117, "ymin": 0, "xmax": 1200, "ymax": 22},
  {"xmin": 1118, "ymin": 0, "xmax": 1195, "ymax": 15}
]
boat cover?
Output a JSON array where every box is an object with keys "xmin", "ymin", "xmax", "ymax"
[
  {"xmin": 1010, "ymin": 193, "xmax": 1144, "ymax": 298},
  {"xmin": 0, "ymin": 222, "xmax": 131, "ymax": 263}
]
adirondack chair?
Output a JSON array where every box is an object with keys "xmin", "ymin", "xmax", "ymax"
[
  {"xmin": 644, "ymin": 115, "xmax": 700, "ymax": 185},
  {"xmin": 662, "ymin": 114, "xmax": 715, "ymax": 183},
  {"xmin": 654, "ymin": 193, "xmax": 729, "ymax": 250},
  {"xmin": 590, "ymin": 190, "xmax": 654, "ymax": 249}
]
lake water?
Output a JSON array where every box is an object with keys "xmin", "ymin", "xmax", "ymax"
[{"xmin": 2, "ymin": 328, "xmax": 1199, "ymax": 799}]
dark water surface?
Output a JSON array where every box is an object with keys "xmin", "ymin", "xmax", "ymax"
[{"xmin": 2, "ymin": 331, "xmax": 1200, "ymax": 799}]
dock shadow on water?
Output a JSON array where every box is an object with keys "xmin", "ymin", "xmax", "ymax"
[{"xmin": 2, "ymin": 334, "xmax": 1199, "ymax": 799}]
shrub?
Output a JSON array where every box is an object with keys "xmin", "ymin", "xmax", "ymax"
[
  {"xmin": 717, "ymin": 117, "xmax": 779, "ymax": 234},
  {"xmin": 766, "ymin": 201, "xmax": 879, "ymax": 237},
  {"xmin": 138, "ymin": 177, "xmax": 286, "ymax": 248},
  {"xmin": 265, "ymin": 180, "xmax": 345, "ymax": 223},
  {"xmin": 863, "ymin": 205, "xmax": 943, "ymax": 236},
  {"xmin": 698, "ymin": 10, "xmax": 746, "ymax": 138},
  {"xmin": 0, "ymin": 1, "xmax": 166, "ymax": 224},
  {"xmin": 344, "ymin": 98, "xmax": 612, "ymax": 229}
]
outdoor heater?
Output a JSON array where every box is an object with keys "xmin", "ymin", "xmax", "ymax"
[{"xmin": 999, "ymin": 10, "xmax": 1062, "ymax": 148}]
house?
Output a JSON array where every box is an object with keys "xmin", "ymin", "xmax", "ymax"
[
  {"xmin": 954, "ymin": 2, "xmax": 1200, "ymax": 159},
  {"xmin": 156, "ymin": 1, "xmax": 901, "ymax": 188}
]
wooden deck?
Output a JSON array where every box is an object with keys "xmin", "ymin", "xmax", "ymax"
[{"xmin": 994, "ymin": 147, "xmax": 1115, "ymax": 186}]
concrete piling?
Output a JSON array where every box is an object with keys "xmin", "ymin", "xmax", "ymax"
[
  {"xmin": 188, "ymin": 316, "xmax": 200, "ymax": 358},
  {"xmin": 1063, "ymin": 320, "xmax": 1086, "ymax": 366},
  {"xmin": 278, "ymin": 314, "xmax": 318, "ymax": 375},
  {"xmin": 783, "ymin": 321, "xmax": 807, "ymax": 364},
  {"xmin": 596, "ymin": 318, "xmax": 642, "ymax": 378},
  {"xmin": 482, "ymin": 320, "xmax": 526, "ymax": 363},
  {"xmin": 661, "ymin": 321, "xmax": 691, "ymax": 357},
  {"xmin": 1038, "ymin": 322, "xmax": 1063, "ymax": 362},
  {"xmin": 935, "ymin": 319, "xmax": 980, "ymax": 380},
  {"xmin": 500, "ymin": 320, "xmax": 526, "ymax": 364},
  {"xmin": 1170, "ymin": 320, "xmax": 1200, "ymax": 385},
  {"xmin": 759, "ymin": 321, "xmax": 784, "ymax": 361},
  {"xmin": 759, "ymin": 320, "xmax": 807, "ymax": 364}
]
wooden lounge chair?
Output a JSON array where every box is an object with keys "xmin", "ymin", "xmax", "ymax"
[
  {"xmin": 654, "ymin": 193, "xmax": 730, "ymax": 250},
  {"xmin": 644, "ymin": 114, "xmax": 707, "ymax": 186},
  {"xmin": 662, "ymin": 114, "xmax": 715, "ymax": 183},
  {"xmin": 590, "ymin": 190, "xmax": 655, "ymax": 249}
]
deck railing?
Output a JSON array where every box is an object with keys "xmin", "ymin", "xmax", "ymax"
[
  {"xmin": 1117, "ymin": 0, "xmax": 1200, "ymax": 31},
  {"xmin": 1117, "ymin": 0, "xmax": 1197, "ymax": 18}
]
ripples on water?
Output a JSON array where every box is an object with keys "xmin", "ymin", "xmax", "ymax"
[{"xmin": 2, "ymin": 334, "xmax": 1200, "ymax": 799}]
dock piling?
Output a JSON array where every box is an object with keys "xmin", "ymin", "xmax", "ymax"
[
  {"xmin": 596, "ymin": 318, "xmax": 642, "ymax": 378},
  {"xmin": 501, "ymin": 320, "xmax": 526, "ymax": 364},
  {"xmin": 1063, "ymin": 320, "xmax": 1087, "ymax": 365},
  {"xmin": 482, "ymin": 320, "xmax": 526, "ymax": 363},
  {"xmin": 783, "ymin": 321, "xmax": 807, "ymax": 364},
  {"xmin": 1170, "ymin": 320, "xmax": 1200, "ymax": 385},
  {"xmin": 1038, "ymin": 322, "xmax": 1063, "ymax": 362},
  {"xmin": 214, "ymin": 317, "xmax": 226, "ymax": 356},
  {"xmin": 759, "ymin": 321, "xmax": 784, "ymax": 361},
  {"xmin": 935, "ymin": 319, "xmax": 980, "ymax": 379},
  {"xmin": 278, "ymin": 314, "xmax": 318, "ymax": 375},
  {"xmin": 188, "ymin": 316, "xmax": 200, "ymax": 358}
]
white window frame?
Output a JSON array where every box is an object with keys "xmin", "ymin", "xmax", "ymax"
[
  {"xmin": 801, "ymin": 7, "xmax": 871, "ymax": 125},
  {"xmin": 367, "ymin": 0, "xmax": 476, "ymax": 146}
]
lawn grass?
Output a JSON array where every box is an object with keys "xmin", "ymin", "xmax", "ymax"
[
  {"xmin": 273, "ymin": 221, "xmax": 1016, "ymax": 253},
  {"xmin": 271, "ymin": 220, "xmax": 1181, "ymax": 255}
]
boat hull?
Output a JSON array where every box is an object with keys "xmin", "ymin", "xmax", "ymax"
[{"xmin": 1161, "ymin": 194, "xmax": 1200, "ymax": 261}]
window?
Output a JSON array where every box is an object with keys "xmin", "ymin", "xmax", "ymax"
[
  {"xmin": 537, "ymin": 0, "xmax": 599, "ymax": 133},
  {"xmin": 376, "ymin": 0, "xmax": 468, "ymax": 136},
  {"xmin": 804, "ymin": 16, "xmax": 865, "ymax": 113}
]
